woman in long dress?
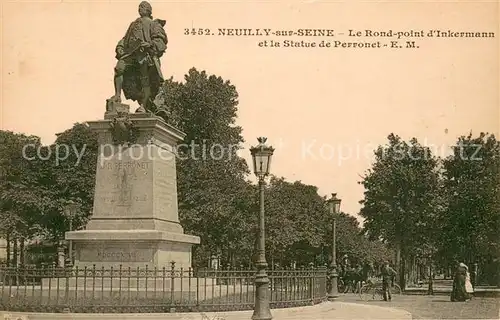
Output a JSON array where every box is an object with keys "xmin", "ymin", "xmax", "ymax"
[
  {"xmin": 451, "ymin": 262, "xmax": 468, "ymax": 302},
  {"xmin": 464, "ymin": 264, "xmax": 474, "ymax": 300}
]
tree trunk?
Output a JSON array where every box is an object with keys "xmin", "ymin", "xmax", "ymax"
[
  {"xmin": 6, "ymin": 233, "xmax": 10, "ymax": 267},
  {"xmin": 399, "ymin": 258, "xmax": 406, "ymax": 291},
  {"xmin": 412, "ymin": 257, "xmax": 418, "ymax": 285},
  {"xmin": 13, "ymin": 237, "xmax": 18, "ymax": 268},
  {"xmin": 395, "ymin": 243, "xmax": 401, "ymax": 268},
  {"xmin": 396, "ymin": 241, "xmax": 406, "ymax": 291},
  {"xmin": 19, "ymin": 237, "xmax": 25, "ymax": 266},
  {"xmin": 427, "ymin": 260, "xmax": 434, "ymax": 295}
]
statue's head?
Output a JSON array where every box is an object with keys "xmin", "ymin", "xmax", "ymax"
[{"xmin": 138, "ymin": 1, "xmax": 153, "ymax": 18}]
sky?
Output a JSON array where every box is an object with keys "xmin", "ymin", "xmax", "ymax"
[{"xmin": 1, "ymin": 1, "xmax": 498, "ymax": 222}]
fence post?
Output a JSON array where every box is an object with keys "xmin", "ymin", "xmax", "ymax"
[
  {"xmin": 309, "ymin": 264, "xmax": 315, "ymax": 305},
  {"xmin": 170, "ymin": 261, "xmax": 176, "ymax": 313},
  {"xmin": 323, "ymin": 265, "xmax": 328, "ymax": 300},
  {"xmin": 63, "ymin": 263, "xmax": 72, "ymax": 313}
]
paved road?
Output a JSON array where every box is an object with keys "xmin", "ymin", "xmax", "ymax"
[
  {"xmin": 336, "ymin": 293, "xmax": 500, "ymax": 319},
  {"xmin": 0, "ymin": 302, "xmax": 413, "ymax": 320}
]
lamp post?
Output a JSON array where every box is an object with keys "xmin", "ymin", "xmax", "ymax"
[
  {"xmin": 326, "ymin": 193, "xmax": 342, "ymax": 301},
  {"xmin": 63, "ymin": 200, "xmax": 78, "ymax": 266},
  {"xmin": 250, "ymin": 137, "xmax": 274, "ymax": 320}
]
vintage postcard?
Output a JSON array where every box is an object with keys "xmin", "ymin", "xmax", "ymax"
[{"xmin": 0, "ymin": 1, "xmax": 498, "ymax": 319}]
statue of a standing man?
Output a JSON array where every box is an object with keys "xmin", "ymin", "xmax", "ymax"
[{"xmin": 110, "ymin": 1, "xmax": 168, "ymax": 112}]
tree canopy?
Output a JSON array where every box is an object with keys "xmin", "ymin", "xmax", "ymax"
[
  {"xmin": 358, "ymin": 132, "xmax": 500, "ymax": 286},
  {"xmin": 439, "ymin": 133, "xmax": 500, "ymax": 269},
  {"xmin": 0, "ymin": 131, "xmax": 46, "ymax": 240},
  {"xmin": 359, "ymin": 134, "xmax": 443, "ymax": 287}
]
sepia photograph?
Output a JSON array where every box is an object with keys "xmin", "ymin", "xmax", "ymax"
[{"xmin": 0, "ymin": 1, "xmax": 498, "ymax": 319}]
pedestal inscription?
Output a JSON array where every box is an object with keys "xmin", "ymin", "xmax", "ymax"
[
  {"xmin": 92, "ymin": 146, "xmax": 153, "ymax": 219},
  {"xmin": 78, "ymin": 245, "xmax": 154, "ymax": 263}
]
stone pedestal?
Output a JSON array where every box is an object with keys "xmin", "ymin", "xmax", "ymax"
[{"xmin": 66, "ymin": 106, "xmax": 200, "ymax": 270}]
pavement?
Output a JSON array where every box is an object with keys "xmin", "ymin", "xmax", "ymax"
[
  {"xmin": 405, "ymin": 285, "xmax": 500, "ymax": 297},
  {"xmin": 337, "ymin": 293, "xmax": 500, "ymax": 319},
  {"xmin": 0, "ymin": 301, "xmax": 412, "ymax": 320}
]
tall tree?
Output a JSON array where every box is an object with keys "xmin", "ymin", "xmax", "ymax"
[
  {"xmin": 261, "ymin": 177, "xmax": 391, "ymax": 268},
  {"xmin": 359, "ymin": 133, "xmax": 441, "ymax": 288},
  {"xmin": 264, "ymin": 177, "xmax": 326, "ymax": 267},
  {"xmin": 0, "ymin": 131, "xmax": 48, "ymax": 265},
  {"xmin": 0, "ymin": 124, "xmax": 98, "ymax": 245},
  {"xmin": 39, "ymin": 123, "xmax": 99, "ymax": 240},
  {"xmin": 440, "ymin": 132, "xmax": 500, "ymax": 284},
  {"xmin": 156, "ymin": 68, "xmax": 251, "ymax": 267},
  {"xmin": 321, "ymin": 211, "xmax": 392, "ymax": 266}
]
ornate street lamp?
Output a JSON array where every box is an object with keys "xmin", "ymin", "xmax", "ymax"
[
  {"xmin": 326, "ymin": 193, "xmax": 342, "ymax": 300},
  {"xmin": 250, "ymin": 137, "xmax": 274, "ymax": 320},
  {"xmin": 63, "ymin": 200, "xmax": 78, "ymax": 266}
]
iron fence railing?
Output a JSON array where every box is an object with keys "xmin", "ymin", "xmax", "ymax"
[{"xmin": 0, "ymin": 263, "xmax": 327, "ymax": 313}]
